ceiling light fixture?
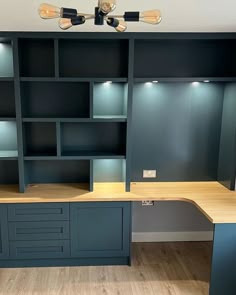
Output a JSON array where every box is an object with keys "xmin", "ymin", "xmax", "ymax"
[{"xmin": 38, "ymin": 2, "xmax": 162, "ymax": 32}]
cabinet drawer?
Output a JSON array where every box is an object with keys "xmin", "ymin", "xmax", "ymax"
[
  {"xmin": 9, "ymin": 221, "xmax": 69, "ymax": 241},
  {"xmin": 10, "ymin": 240, "xmax": 70, "ymax": 259},
  {"xmin": 8, "ymin": 203, "xmax": 69, "ymax": 221}
]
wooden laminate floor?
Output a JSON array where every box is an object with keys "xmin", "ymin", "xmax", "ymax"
[{"xmin": 0, "ymin": 242, "xmax": 212, "ymax": 295}]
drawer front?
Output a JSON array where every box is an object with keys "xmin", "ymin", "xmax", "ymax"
[
  {"xmin": 9, "ymin": 221, "xmax": 69, "ymax": 241},
  {"xmin": 70, "ymin": 202, "xmax": 131, "ymax": 258},
  {"xmin": 8, "ymin": 203, "xmax": 69, "ymax": 221},
  {"xmin": 10, "ymin": 240, "xmax": 70, "ymax": 259}
]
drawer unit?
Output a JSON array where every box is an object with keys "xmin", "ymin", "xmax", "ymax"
[
  {"xmin": 9, "ymin": 240, "xmax": 70, "ymax": 259},
  {"xmin": 8, "ymin": 221, "xmax": 69, "ymax": 241},
  {"xmin": 8, "ymin": 203, "xmax": 69, "ymax": 221},
  {"xmin": 70, "ymin": 202, "xmax": 131, "ymax": 258}
]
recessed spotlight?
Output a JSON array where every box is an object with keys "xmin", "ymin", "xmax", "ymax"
[
  {"xmin": 104, "ymin": 81, "xmax": 112, "ymax": 85},
  {"xmin": 152, "ymin": 81, "xmax": 158, "ymax": 83},
  {"xmin": 145, "ymin": 82, "xmax": 152, "ymax": 86},
  {"xmin": 203, "ymin": 80, "xmax": 210, "ymax": 83},
  {"xmin": 192, "ymin": 82, "xmax": 200, "ymax": 86}
]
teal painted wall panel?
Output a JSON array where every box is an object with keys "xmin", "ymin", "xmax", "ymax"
[
  {"xmin": 131, "ymin": 83, "xmax": 224, "ymax": 181},
  {"xmin": 0, "ymin": 43, "xmax": 13, "ymax": 77}
]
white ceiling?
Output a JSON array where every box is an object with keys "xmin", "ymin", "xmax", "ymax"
[{"xmin": 0, "ymin": 0, "xmax": 236, "ymax": 32}]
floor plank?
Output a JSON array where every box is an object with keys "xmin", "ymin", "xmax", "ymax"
[{"xmin": 0, "ymin": 242, "xmax": 211, "ymax": 295}]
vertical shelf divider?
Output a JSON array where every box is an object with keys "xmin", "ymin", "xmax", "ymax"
[
  {"xmin": 125, "ymin": 38, "xmax": 135, "ymax": 192},
  {"xmin": 54, "ymin": 39, "xmax": 59, "ymax": 78},
  {"xmin": 56, "ymin": 121, "xmax": 61, "ymax": 157},
  {"xmin": 89, "ymin": 81, "xmax": 94, "ymax": 119},
  {"xmin": 12, "ymin": 37, "xmax": 25, "ymax": 193},
  {"xmin": 89, "ymin": 159, "xmax": 94, "ymax": 192}
]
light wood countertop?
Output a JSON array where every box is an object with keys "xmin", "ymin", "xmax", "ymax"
[{"xmin": 0, "ymin": 182, "xmax": 236, "ymax": 224}]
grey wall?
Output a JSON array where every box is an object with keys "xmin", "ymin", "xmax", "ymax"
[
  {"xmin": 218, "ymin": 83, "xmax": 236, "ymax": 190},
  {"xmin": 131, "ymin": 83, "xmax": 224, "ymax": 233}
]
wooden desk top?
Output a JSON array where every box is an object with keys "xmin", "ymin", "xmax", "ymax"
[{"xmin": 0, "ymin": 182, "xmax": 235, "ymax": 224}]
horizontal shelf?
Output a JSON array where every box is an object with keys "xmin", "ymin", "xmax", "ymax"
[
  {"xmin": 24, "ymin": 153, "xmax": 126, "ymax": 160},
  {"xmin": 20, "ymin": 77, "xmax": 128, "ymax": 83},
  {"xmin": 134, "ymin": 77, "xmax": 236, "ymax": 83},
  {"xmin": 22, "ymin": 118, "xmax": 127, "ymax": 123},
  {"xmin": 0, "ymin": 150, "xmax": 18, "ymax": 159},
  {"xmin": 0, "ymin": 77, "xmax": 14, "ymax": 81},
  {"xmin": 0, "ymin": 117, "xmax": 16, "ymax": 121}
]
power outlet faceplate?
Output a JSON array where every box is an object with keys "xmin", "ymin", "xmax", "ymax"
[
  {"xmin": 143, "ymin": 170, "xmax": 157, "ymax": 178},
  {"xmin": 142, "ymin": 201, "xmax": 154, "ymax": 206}
]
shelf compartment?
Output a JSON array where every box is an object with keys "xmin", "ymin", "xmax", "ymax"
[
  {"xmin": 24, "ymin": 160, "xmax": 90, "ymax": 186},
  {"xmin": 134, "ymin": 39, "xmax": 236, "ymax": 78},
  {"xmin": 59, "ymin": 39, "xmax": 128, "ymax": 78},
  {"xmin": 61, "ymin": 122, "xmax": 126, "ymax": 157},
  {"xmin": 21, "ymin": 82, "xmax": 89, "ymax": 118},
  {"xmin": 0, "ymin": 160, "xmax": 19, "ymax": 184},
  {"xmin": 93, "ymin": 159, "xmax": 126, "ymax": 183},
  {"xmin": 23, "ymin": 122, "xmax": 57, "ymax": 157},
  {"xmin": 19, "ymin": 39, "xmax": 55, "ymax": 77},
  {"xmin": 93, "ymin": 83, "xmax": 128, "ymax": 118},
  {"xmin": 0, "ymin": 81, "xmax": 15, "ymax": 117},
  {"xmin": 0, "ymin": 121, "xmax": 18, "ymax": 159},
  {"xmin": 0, "ymin": 41, "xmax": 14, "ymax": 77}
]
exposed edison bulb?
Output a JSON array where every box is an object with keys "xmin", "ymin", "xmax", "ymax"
[
  {"xmin": 107, "ymin": 18, "xmax": 127, "ymax": 32},
  {"xmin": 140, "ymin": 10, "xmax": 162, "ymax": 24},
  {"xmin": 98, "ymin": 0, "xmax": 116, "ymax": 14},
  {"xmin": 59, "ymin": 18, "xmax": 73, "ymax": 30},
  {"xmin": 115, "ymin": 20, "xmax": 127, "ymax": 32},
  {"xmin": 59, "ymin": 16, "xmax": 86, "ymax": 30},
  {"xmin": 38, "ymin": 3, "xmax": 61, "ymax": 19}
]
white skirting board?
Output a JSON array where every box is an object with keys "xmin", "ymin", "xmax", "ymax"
[{"xmin": 132, "ymin": 231, "xmax": 214, "ymax": 242}]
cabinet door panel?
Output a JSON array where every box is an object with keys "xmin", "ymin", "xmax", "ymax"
[
  {"xmin": 71, "ymin": 202, "xmax": 131, "ymax": 258},
  {"xmin": 0, "ymin": 205, "xmax": 9, "ymax": 259}
]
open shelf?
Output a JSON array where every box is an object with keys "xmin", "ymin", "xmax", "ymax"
[
  {"xmin": 0, "ymin": 160, "xmax": 19, "ymax": 184},
  {"xmin": 21, "ymin": 82, "xmax": 90, "ymax": 118},
  {"xmin": 59, "ymin": 39, "xmax": 128, "ymax": 78},
  {"xmin": 93, "ymin": 83, "xmax": 127, "ymax": 119},
  {"xmin": 61, "ymin": 122, "xmax": 126, "ymax": 157},
  {"xmin": 23, "ymin": 122, "xmax": 57, "ymax": 157},
  {"xmin": 134, "ymin": 39, "xmax": 236, "ymax": 78},
  {"xmin": 19, "ymin": 39, "xmax": 55, "ymax": 77},
  {"xmin": 0, "ymin": 81, "xmax": 15, "ymax": 117},
  {"xmin": 93, "ymin": 159, "xmax": 126, "ymax": 183},
  {"xmin": 0, "ymin": 41, "xmax": 13, "ymax": 77},
  {"xmin": 24, "ymin": 160, "xmax": 90, "ymax": 187},
  {"xmin": 0, "ymin": 121, "xmax": 18, "ymax": 159}
]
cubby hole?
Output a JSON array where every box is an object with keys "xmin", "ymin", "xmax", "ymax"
[
  {"xmin": 61, "ymin": 122, "xmax": 126, "ymax": 157},
  {"xmin": 24, "ymin": 160, "xmax": 90, "ymax": 187},
  {"xmin": 93, "ymin": 159, "xmax": 126, "ymax": 182},
  {"xmin": 0, "ymin": 121, "xmax": 18, "ymax": 158},
  {"xmin": 0, "ymin": 81, "xmax": 15, "ymax": 117},
  {"xmin": 23, "ymin": 123, "xmax": 57, "ymax": 157},
  {"xmin": 93, "ymin": 83, "xmax": 127, "ymax": 119},
  {"xmin": 134, "ymin": 39, "xmax": 236, "ymax": 78},
  {"xmin": 0, "ymin": 160, "xmax": 19, "ymax": 184},
  {"xmin": 19, "ymin": 39, "xmax": 55, "ymax": 77},
  {"xmin": 59, "ymin": 39, "xmax": 128, "ymax": 78},
  {"xmin": 0, "ymin": 40, "xmax": 13, "ymax": 77},
  {"xmin": 21, "ymin": 82, "xmax": 89, "ymax": 118}
]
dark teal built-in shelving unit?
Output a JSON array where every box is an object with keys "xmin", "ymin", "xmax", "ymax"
[{"xmin": 0, "ymin": 32, "xmax": 236, "ymax": 192}]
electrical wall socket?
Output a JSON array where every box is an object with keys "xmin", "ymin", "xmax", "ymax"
[
  {"xmin": 142, "ymin": 201, "xmax": 154, "ymax": 206},
  {"xmin": 143, "ymin": 170, "xmax": 157, "ymax": 178}
]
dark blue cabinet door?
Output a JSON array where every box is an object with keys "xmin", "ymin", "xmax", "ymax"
[
  {"xmin": 70, "ymin": 202, "xmax": 131, "ymax": 258},
  {"xmin": 0, "ymin": 205, "xmax": 9, "ymax": 259}
]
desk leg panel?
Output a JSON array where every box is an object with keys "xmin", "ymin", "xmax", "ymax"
[{"xmin": 210, "ymin": 224, "xmax": 236, "ymax": 295}]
